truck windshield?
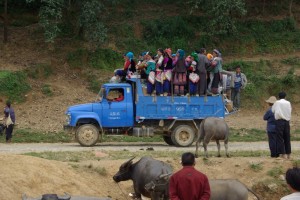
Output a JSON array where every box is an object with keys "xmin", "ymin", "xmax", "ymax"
[{"xmin": 96, "ymin": 88, "xmax": 106, "ymax": 102}]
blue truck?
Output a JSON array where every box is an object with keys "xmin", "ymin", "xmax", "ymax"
[{"xmin": 64, "ymin": 77, "xmax": 231, "ymax": 147}]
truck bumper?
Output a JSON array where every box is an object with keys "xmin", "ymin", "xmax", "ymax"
[{"xmin": 63, "ymin": 124, "xmax": 75, "ymax": 133}]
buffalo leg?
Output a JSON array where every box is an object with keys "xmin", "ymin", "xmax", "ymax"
[
  {"xmin": 216, "ymin": 140, "xmax": 221, "ymax": 157},
  {"xmin": 195, "ymin": 138, "xmax": 202, "ymax": 158},
  {"xmin": 225, "ymin": 140, "xmax": 230, "ymax": 157},
  {"xmin": 203, "ymin": 142, "xmax": 209, "ymax": 158},
  {"xmin": 150, "ymin": 192, "xmax": 161, "ymax": 200}
]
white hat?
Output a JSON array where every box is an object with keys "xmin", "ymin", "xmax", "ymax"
[{"xmin": 265, "ymin": 96, "xmax": 277, "ymax": 104}]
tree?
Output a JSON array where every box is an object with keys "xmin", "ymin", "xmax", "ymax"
[
  {"xmin": 79, "ymin": 0, "xmax": 107, "ymax": 48},
  {"xmin": 192, "ymin": 0, "xmax": 247, "ymax": 36},
  {"xmin": 3, "ymin": 0, "xmax": 8, "ymax": 43},
  {"xmin": 26, "ymin": 0, "xmax": 107, "ymax": 46}
]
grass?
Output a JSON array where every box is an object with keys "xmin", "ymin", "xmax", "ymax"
[
  {"xmin": 229, "ymin": 128, "xmax": 267, "ymax": 142},
  {"xmin": 23, "ymin": 150, "xmax": 300, "ymax": 163},
  {"xmin": 0, "ymin": 128, "xmax": 72, "ymax": 143},
  {"xmin": 23, "ymin": 151, "xmax": 97, "ymax": 162},
  {"xmin": 41, "ymin": 84, "xmax": 53, "ymax": 96},
  {"xmin": 252, "ymin": 178, "xmax": 290, "ymax": 200},
  {"xmin": 292, "ymin": 159, "xmax": 300, "ymax": 168},
  {"xmin": 267, "ymin": 166, "xmax": 284, "ymax": 178},
  {"xmin": 84, "ymin": 163, "xmax": 107, "ymax": 176},
  {"xmin": 249, "ymin": 162, "xmax": 263, "ymax": 172},
  {"xmin": 0, "ymin": 71, "xmax": 31, "ymax": 102}
]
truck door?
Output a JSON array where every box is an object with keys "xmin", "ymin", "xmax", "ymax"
[{"xmin": 101, "ymin": 88, "xmax": 132, "ymax": 127}]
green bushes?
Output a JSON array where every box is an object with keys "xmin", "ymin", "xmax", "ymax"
[
  {"xmin": 41, "ymin": 84, "xmax": 53, "ymax": 96},
  {"xmin": 89, "ymin": 49, "xmax": 121, "ymax": 70},
  {"xmin": 0, "ymin": 71, "xmax": 31, "ymax": 102},
  {"xmin": 224, "ymin": 57, "xmax": 300, "ymax": 108},
  {"xmin": 142, "ymin": 16, "xmax": 194, "ymax": 43},
  {"xmin": 67, "ymin": 48, "xmax": 122, "ymax": 70},
  {"xmin": 227, "ymin": 18, "xmax": 300, "ymax": 55}
]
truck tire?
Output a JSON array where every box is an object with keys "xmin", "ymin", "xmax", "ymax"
[
  {"xmin": 163, "ymin": 135, "xmax": 175, "ymax": 146},
  {"xmin": 171, "ymin": 125, "xmax": 195, "ymax": 147},
  {"xmin": 76, "ymin": 124, "xmax": 99, "ymax": 147}
]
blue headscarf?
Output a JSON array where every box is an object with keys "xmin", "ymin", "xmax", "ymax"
[
  {"xmin": 177, "ymin": 49, "xmax": 185, "ymax": 60},
  {"xmin": 126, "ymin": 52, "xmax": 134, "ymax": 61}
]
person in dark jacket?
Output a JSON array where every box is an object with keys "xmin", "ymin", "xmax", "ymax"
[
  {"xmin": 197, "ymin": 48, "xmax": 210, "ymax": 96},
  {"xmin": 4, "ymin": 100, "xmax": 15, "ymax": 143},
  {"xmin": 172, "ymin": 49, "xmax": 187, "ymax": 96},
  {"xmin": 263, "ymin": 96, "xmax": 277, "ymax": 157},
  {"xmin": 169, "ymin": 152, "xmax": 210, "ymax": 200}
]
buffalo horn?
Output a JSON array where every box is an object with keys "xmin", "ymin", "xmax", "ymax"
[
  {"xmin": 124, "ymin": 157, "xmax": 135, "ymax": 166},
  {"xmin": 159, "ymin": 173, "xmax": 172, "ymax": 179}
]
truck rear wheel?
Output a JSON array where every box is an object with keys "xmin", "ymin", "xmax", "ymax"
[
  {"xmin": 171, "ymin": 125, "xmax": 195, "ymax": 147},
  {"xmin": 76, "ymin": 124, "xmax": 99, "ymax": 147},
  {"xmin": 163, "ymin": 135, "xmax": 175, "ymax": 146}
]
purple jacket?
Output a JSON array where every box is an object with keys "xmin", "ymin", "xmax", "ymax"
[{"xmin": 4, "ymin": 107, "xmax": 15, "ymax": 123}]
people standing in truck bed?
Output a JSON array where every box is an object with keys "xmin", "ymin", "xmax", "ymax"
[
  {"xmin": 155, "ymin": 48, "xmax": 165, "ymax": 96},
  {"xmin": 163, "ymin": 48, "xmax": 173, "ymax": 96},
  {"xmin": 210, "ymin": 49, "xmax": 223, "ymax": 95},
  {"xmin": 115, "ymin": 52, "xmax": 136, "ymax": 81},
  {"xmin": 188, "ymin": 61, "xmax": 199, "ymax": 96},
  {"xmin": 136, "ymin": 51, "xmax": 156, "ymax": 95},
  {"xmin": 197, "ymin": 48, "xmax": 210, "ymax": 96},
  {"xmin": 172, "ymin": 49, "xmax": 187, "ymax": 96}
]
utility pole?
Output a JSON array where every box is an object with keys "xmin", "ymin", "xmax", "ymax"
[{"xmin": 4, "ymin": 0, "xmax": 8, "ymax": 43}]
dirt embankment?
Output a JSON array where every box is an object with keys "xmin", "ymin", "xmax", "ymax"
[{"xmin": 0, "ymin": 153, "xmax": 294, "ymax": 200}]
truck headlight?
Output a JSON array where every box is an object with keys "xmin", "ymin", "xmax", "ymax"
[{"xmin": 66, "ymin": 113, "xmax": 71, "ymax": 124}]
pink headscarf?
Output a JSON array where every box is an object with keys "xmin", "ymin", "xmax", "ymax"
[{"xmin": 165, "ymin": 48, "xmax": 172, "ymax": 57}]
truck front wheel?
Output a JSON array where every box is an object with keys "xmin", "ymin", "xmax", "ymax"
[
  {"xmin": 171, "ymin": 125, "xmax": 195, "ymax": 147},
  {"xmin": 76, "ymin": 124, "xmax": 99, "ymax": 147}
]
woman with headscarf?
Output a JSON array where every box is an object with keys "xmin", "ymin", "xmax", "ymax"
[
  {"xmin": 162, "ymin": 48, "xmax": 173, "ymax": 96},
  {"xmin": 115, "ymin": 52, "xmax": 136, "ymax": 80},
  {"xmin": 210, "ymin": 49, "xmax": 223, "ymax": 94},
  {"xmin": 155, "ymin": 48, "xmax": 165, "ymax": 96},
  {"xmin": 172, "ymin": 49, "xmax": 187, "ymax": 96},
  {"xmin": 136, "ymin": 51, "xmax": 156, "ymax": 95}
]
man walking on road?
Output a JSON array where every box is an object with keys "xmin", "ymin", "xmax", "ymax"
[
  {"xmin": 169, "ymin": 152, "xmax": 210, "ymax": 200},
  {"xmin": 272, "ymin": 92, "xmax": 292, "ymax": 159},
  {"xmin": 3, "ymin": 101, "xmax": 15, "ymax": 143}
]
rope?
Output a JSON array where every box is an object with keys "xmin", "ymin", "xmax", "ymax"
[{"xmin": 117, "ymin": 182, "xmax": 129, "ymax": 200}]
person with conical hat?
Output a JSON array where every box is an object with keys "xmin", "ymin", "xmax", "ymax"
[{"xmin": 263, "ymin": 96, "xmax": 278, "ymax": 157}]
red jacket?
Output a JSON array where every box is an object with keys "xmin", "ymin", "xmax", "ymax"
[{"xmin": 169, "ymin": 166, "xmax": 210, "ymax": 200}]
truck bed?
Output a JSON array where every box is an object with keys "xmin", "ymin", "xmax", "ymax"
[{"xmin": 130, "ymin": 79, "xmax": 225, "ymax": 121}]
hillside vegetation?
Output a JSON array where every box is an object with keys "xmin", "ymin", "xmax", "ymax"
[{"xmin": 0, "ymin": 0, "xmax": 299, "ymax": 132}]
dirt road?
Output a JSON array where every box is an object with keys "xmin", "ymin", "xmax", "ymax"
[{"xmin": 1, "ymin": 141, "xmax": 300, "ymax": 154}]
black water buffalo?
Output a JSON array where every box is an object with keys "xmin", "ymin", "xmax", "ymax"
[
  {"xmin": 113, "ymin": 156, "xmax": 172, "ymax": 200},
  {"xmin": 22, "ymin": 193, "xmax": 111, "ymax": 200},
  {"xmin": 195, "ymin": 117, "xmax": 230, "ymax": 158},
  {"xmin": 209, "ymin": 179, "xmax": 260, "ymax": 200},
  {"xmin": 145, "ymin": 177, "xmax": 260, "ymax": 200}
]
